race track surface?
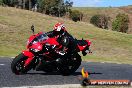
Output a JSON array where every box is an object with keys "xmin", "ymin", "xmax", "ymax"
[{"xmin": 0, "ymin": 57, "xmax": 132, "ymax": 87}]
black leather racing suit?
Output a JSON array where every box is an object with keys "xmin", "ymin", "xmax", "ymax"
[{"xmin": 45, "ymin": 30, "xmax": 74, "ymax": 54}]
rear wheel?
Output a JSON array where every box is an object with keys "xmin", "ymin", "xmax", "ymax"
[
  {"xmin": 11, "ymin": 53, "xmax": 32, "ymax": 75},
  {"xmin": 58, "ymin": 53, "xmax": 81, "ymax": 76}
]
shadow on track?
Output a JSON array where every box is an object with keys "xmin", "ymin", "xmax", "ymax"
[
  {"xmin": 26, "ymin": 71, "xmax": 102, "ymax": 76},
  {"xmin": 26, "ymin": 72, "xmax": 82, "ymax": 76}
]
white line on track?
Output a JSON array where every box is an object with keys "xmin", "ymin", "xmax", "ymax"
[
  {"xmin": 1, "ymin": 84, "xmax": 81, "ymax": 88},
  {"xmin": 0, "ymin": 64, "xmax": 5, "ymax": 66}
]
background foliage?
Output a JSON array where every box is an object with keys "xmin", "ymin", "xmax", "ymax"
[
  {"xmin": 112, "ymin": 13, "xmax": 129, "ymax": 33},
  {"xmin": 69, "ymin": 10, "xmax": 83, "ymax": 22},
  {"xmin": 90, "ymin": 14, "xmax": 109, "ymax": 29}
]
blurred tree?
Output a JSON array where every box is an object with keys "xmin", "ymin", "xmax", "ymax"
[
  {"xmin": 112, "ymin": 13, "xmax": 129, "ymax": 33},
  {"xmin": 1, "ymin": 0, "xmax": 73, "ymax": 17},
  {"xmin": 0, "ymin": 0, "xmax": 3, "ymax": 5},
  {"xmin": 3, "ymin": 0, "xmax": 10, "ymax": 6},
  {"xmin": 37, "ymin": 0, "xmax": 72, "ymax": 17},
  {"xmin": 90, "ymin": 14, "xmax": 109, "ymax": 29},
  {"xmin": 2, "ymin": 0, "xmax": 18, "ymax": 6},
  {"xmin": 65, "ymin": 0, "xmax": 73, "ymax": 12},
  {"xmin": 37, "ymin": 0, "xmax": 45, "ymax": 12},
  {"xmin": 69, "ymin": 10, "xmax": 83, "ymax": 22}
]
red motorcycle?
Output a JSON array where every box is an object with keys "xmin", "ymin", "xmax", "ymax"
[{"xmin": 11, "ymin": 30, "xmax": 91, "ymax": 75}]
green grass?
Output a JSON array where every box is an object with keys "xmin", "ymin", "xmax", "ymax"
[{"xmin": 0, "ymin": 7, "xmax": 132, "ymax": 64}]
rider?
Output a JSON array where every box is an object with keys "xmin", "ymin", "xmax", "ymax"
[{"xmin": 46, "ymin": 22, "xmax": 72, "ymax": 55}]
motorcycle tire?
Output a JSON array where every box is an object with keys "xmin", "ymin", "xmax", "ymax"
[
  {"xmin": 11, "ymin": 53, "xmax": 32, "ymax": 75},
  {"xmin": 58, "ymin": 53, "xmax": 81, "ymax": 76}
]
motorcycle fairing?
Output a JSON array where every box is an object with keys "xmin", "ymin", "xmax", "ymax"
[
  {"xmin": 44, "ymin": 38, "xmax": 59, "ymax": 45},
  {"xmin": 86, "ymin": 40, "xmax": 91, "ymax": 46},
  {"xmin": 77, "ymin": 40, "xmax": 91, "ymax": 55},
  {"xmin": 27, "ymin": 36, "xmax": 35, "ymax": 48},
  {"xmin": 29, "ymin": 42, "xmax": 43, "ymax": 51},
  {"xmin": 22, "ymin": 50, "xmax": 34, "ymax": 67},
  {"xmin": 78, "ymin": 45, "xmax": 87, "ymax": 51},
  {"xmin": 27, "ymin": 32, "xmax": 43, "ymax": 48}
]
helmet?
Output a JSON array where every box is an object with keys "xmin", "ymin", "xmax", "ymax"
[{"xmin": 53, "ymin": 22, "xmax": 66, "ymax": 32}]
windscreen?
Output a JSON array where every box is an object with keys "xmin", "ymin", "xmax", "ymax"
[{"xmin": 32, "ymin": 33, "xmax": 48, "ymax": 44}]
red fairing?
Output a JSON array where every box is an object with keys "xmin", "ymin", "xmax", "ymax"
[
  {"xmin": 78, "ymin": 45, "xmax": 87, "ymax": 51},
  {"xmin": 27, "ymin": 35, "xmax": 36, "ymax": 48},
  {"xmin": 22, "ymin": 50, "xmax": 34, "ymax": 57},
  {"xmin": 45, "ymin": 38, "xmax": 59, "ymax": 45},
  {"xmin": 22, "ymin": 50, "xmax": 34, "ymax": 66},
  {"xmin": 29, "ymin": 42, "xmax": 42, "ymax": 51},
  {"xmin": 86, "ymin": 40, "xmax": 91, "ymax": 46},
  {"xmin": 27, "ymin": 32, "xmax": 43, "ymax": 48}
]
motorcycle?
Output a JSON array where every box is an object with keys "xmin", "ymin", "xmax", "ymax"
[{"xmin": 11, "ymin": 27, "xmax": 91, "ymax": 75}]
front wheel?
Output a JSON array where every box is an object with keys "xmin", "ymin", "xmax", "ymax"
[
  {"xmin": 58, "ymin": 53, "xmax": 82, "ymax": 76},
  {"xmin": 11, "ymin": 53, "xmax": 32, "ymax": 75}
]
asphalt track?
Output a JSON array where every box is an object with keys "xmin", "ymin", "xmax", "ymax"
[{"xmin": 0, "ymin": 57, "xmax": 132, "ymax": 87}]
